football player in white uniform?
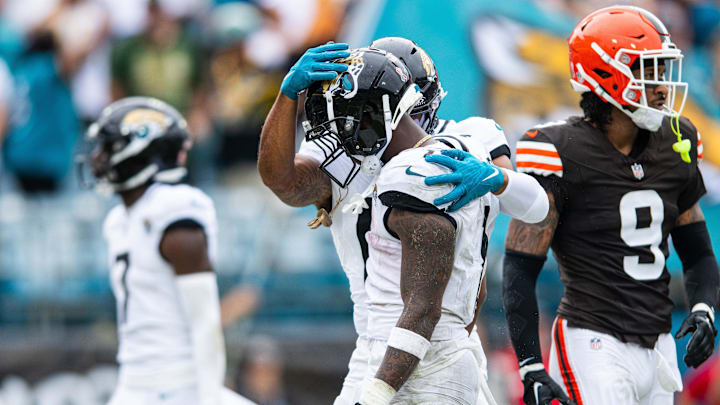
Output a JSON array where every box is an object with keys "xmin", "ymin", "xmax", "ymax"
[
  {"xmin": 259, "ymin": 43, "xmax": 547, "ymax": 404},
  {"xmin": 88, "ymin": 97, "xmax": 255, "ymax": 405},
  {"xmin": 299, "ymin": 48, "xmax": 548, "ymax": 404},
  {"xmin": 258, "ymin": 39, "xmax": 547, "ymax": 404}
]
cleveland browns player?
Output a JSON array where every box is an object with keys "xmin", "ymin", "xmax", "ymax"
[{"xmin": 500, "ymin": 6, "xmax": 720, "ymax": 405}]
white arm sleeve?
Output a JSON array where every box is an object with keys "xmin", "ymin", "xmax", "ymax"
[
  {"xmin": 176, "ymin": 272, "xmax": 225, "ymax": 405},
  {"xmin": 497, "ymin": 169, "xmax": 549, "ymax": 223},
  {"xmin": 298, "ymin": 138, "xmax": 327, "ymax": 163}
]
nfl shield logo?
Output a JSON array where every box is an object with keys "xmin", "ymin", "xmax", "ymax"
[
  {"xmin": 631, "ymin": 163, "xmax": 644, "ymax": 180},
  {"xmin": 590, "ymin": 337, "xmax": 602, "ymax": 350}
]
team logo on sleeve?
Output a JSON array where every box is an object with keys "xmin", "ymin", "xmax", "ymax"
[{"xmin": 631, "ymin": 163, "xmax": 645, "ymax": 180}]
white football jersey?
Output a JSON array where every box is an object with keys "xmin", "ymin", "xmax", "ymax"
[
  {"xmin": 298, "ymin": 139, "xmax": 373, "ymax": 337},
  {"xmin": 102, "ymin": 183, "xmax": 218, "ymax": 377},
  {"xmin": 365, "ymin": 139, "xmax": 500, "ymax": 341},
  {"xmin": 296, "ymin": 116, "xmax": 508, "ymax": 339},
  {"xmin": 436, "ymin": 117, "xmax": 510, "ymax": 160}
]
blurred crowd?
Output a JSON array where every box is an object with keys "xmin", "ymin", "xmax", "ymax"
[
  {"xmin": 0, "ymin": 0, "xmax": 350, "ymax": 194},
  {"xmin": 0, "ymin": 0, "xmax": 719, "ymax": 195}
]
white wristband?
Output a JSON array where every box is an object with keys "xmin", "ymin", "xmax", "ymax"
[
  {"xmin": 518, "ymin": 363, "xmax": 545, "ymax": 380},
  {"xmin": 692, "ymin": 303, "xmax": 715, "ymax": 322},
  {"xmin": 387, "ymin": 327, "xmax": 431, "ymax": 359},
  {"xmin": 359, "ymin": 378, "xmax": 396, "ymax": 405}
]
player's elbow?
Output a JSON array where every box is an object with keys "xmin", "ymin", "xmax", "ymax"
[
  {"xmin": 257, "ymin": 156, "xmax": 281, "ymax": 189},
  {"xmin": 522, "ymin": 190, "xmax": 549, "ymax": 223},
  {"xmin": 498, "ymin": 171, "xmax": 549, "ymax": 223},
  {"xmin": 258, "ymin": 167, "xmax": 301, "ymax": 206}
]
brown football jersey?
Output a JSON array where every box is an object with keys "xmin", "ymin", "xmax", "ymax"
[{"xmin": 515, "ymin": 116, "xmax": 705, "ymax": 347}]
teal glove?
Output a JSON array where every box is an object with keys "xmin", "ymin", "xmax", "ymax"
[
  {"xmin": 280, "ymin": 42, "xmax": 350, "ymax": 100},
  {"xmin": 424, "ymin": 149, "xmax": 504, "ymax": 212}
]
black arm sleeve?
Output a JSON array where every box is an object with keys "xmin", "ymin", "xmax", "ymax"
[
  {"xmin": 379, "ymin": 191, "xmax": 457, "ymax": 229},
  {"xmin": 490, "ymin": 144, "xmax": 511, "ymax": 160},
  {"xmin": 503, "ymin": 249, "xmax": 547, "ymax": 366},
  {"xmin": 671, "ymin": 221, "xmax": 720, "ymax": 309}
]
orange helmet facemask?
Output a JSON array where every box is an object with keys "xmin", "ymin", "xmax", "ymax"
[{"xmin": 568, "ymin": 6, "xmax": 688, "ymax": 131}]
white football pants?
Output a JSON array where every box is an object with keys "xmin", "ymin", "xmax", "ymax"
[
  {"xmin": 364, "ymin": 334, "xmax": 481, "ymax": 405},
  {"xmin": 548, "ymin": 317, "xmax": 682, "ymax": 405},
  {"xmin": 334, "ymin": 335, "xmax": 371, "ymax": 405}
]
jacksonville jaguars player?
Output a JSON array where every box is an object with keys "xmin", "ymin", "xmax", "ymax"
[
  {"xmin": 259, "ymin": 41, "xmax": 547, "ymax": 403},
  {"xmin": 496, "ymin": 6, "xmax": 719, "ymax": 405},
  {"xmin": 299, "ymin": 47, "xmax": 549, "ymax": 404},
  {"xmin": 89, "ymin": 97, "xmax": 254, "ymax": 405}
]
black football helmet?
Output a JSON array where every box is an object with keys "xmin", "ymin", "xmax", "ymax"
[
  {"xmin": 370, "ymin": 37, "xmax": 445, "ymax": 133},
  {"xmin": 84, "ymin": 97, "xmax": 190, "ymax": 192},
  {"xmin": 303, "ymin": 47, "xmax": 422, "ymax": 187}
]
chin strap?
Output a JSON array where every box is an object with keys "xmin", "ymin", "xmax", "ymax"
[{"xmin": 670, "ymin": 114, "xmax": 691, "ymax": 163}]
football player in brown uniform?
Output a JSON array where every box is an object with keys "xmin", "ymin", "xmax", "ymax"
[{"xmin": 498, "ymin": 5, "xmax": 719, "ymax": 405}]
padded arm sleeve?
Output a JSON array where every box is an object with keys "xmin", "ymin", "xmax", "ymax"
[
  {"xmin": 503, "ymin": 249, "xmax": 547, "ymax": 365},
  {"xmin": 497, "ymin": 169, "xmax": 549, "ymax": 223},
  {"xmin": 671, "ymin": 221, "xmax": 720, "ymax": 309},
  {"xmin": 176, "ymin": 272, "xmax": 226, "ymax": 405}
]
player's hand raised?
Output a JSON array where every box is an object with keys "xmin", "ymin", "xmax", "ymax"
[
  {"xmin": 424, "ymin": 149, "xmax": 505, "ymax": 212},
  {"xmin": 521, "ymin": 368, "xmax": 575, "ymax": 405},
  {"xmin": 280, "ymin": 42, "xmax": 350, "ymax": 100},
  {"xmin": 675, "ymin": 310, "xmax": 717, "ymax": 368}
]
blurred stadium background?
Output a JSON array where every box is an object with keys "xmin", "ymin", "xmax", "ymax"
[{"xmin": 1, "ymin": 0, "xmax": 720, "ymax": 404}]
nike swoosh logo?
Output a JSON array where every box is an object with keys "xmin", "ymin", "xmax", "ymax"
[
  {"xmin": 533, "ymin": 382, "xmax": 542, "ymax": 402},
  {"xmin": 405, "ymin": 167, "xmax": 426, "ymax": 177},
  {"xmin": 482, "ymin": 167, "xmax": 500, "ymax": 182},
  {"xmin": 525, "ymin": 129, "xmax": 539, "ymax": 138}
]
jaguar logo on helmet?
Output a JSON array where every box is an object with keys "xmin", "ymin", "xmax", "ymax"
[
  {"xmin": 322, "ymin": 50, "xmax": 365, "ymax": 99},
  {"xmin": 418, "ymin": 48, "xmax": 435, "ymax": 77},
  {"xmin": 120, "ymin": 108, "xmax": 172, "ymax": 140}
]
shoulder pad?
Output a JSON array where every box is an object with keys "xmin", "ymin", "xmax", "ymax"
[
  {"xmin": 438, "ymin": 116, "xmax": 507, "ymax": 159},
  {"xmin": 377, "ymin": 146, "xmax": 454, "ymax": 209},
  {"xmin": 145, "ymin": 184, "xmax": 216, "ymax": 231},
  {"xmin": 440, "ymin": 116, "xmax": 500, "ymax": 134},
  {"xmin": 102, "ymin": 204, "xmax": 125, "ymax": 241}
]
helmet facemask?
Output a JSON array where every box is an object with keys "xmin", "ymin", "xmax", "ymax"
[
  {"xmin": 410, "ymin": 77, "xmax": 446, "ymax": 133},
  {"xmin": 572, "ymin": 42, "xmax": 687, "ymax": 131}
]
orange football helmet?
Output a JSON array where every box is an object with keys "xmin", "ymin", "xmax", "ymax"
[{"xmin": 568, "ymin": 6, "xmax": 687, "ymax": 130}]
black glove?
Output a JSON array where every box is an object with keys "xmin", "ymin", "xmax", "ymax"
[
  {"xmin": 522, "ymin": 368, "xmax": 575, "ymax": 405},
  {"xmin": 675, "ymin": 310, "xmax": 717, "ymax": 368}
]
